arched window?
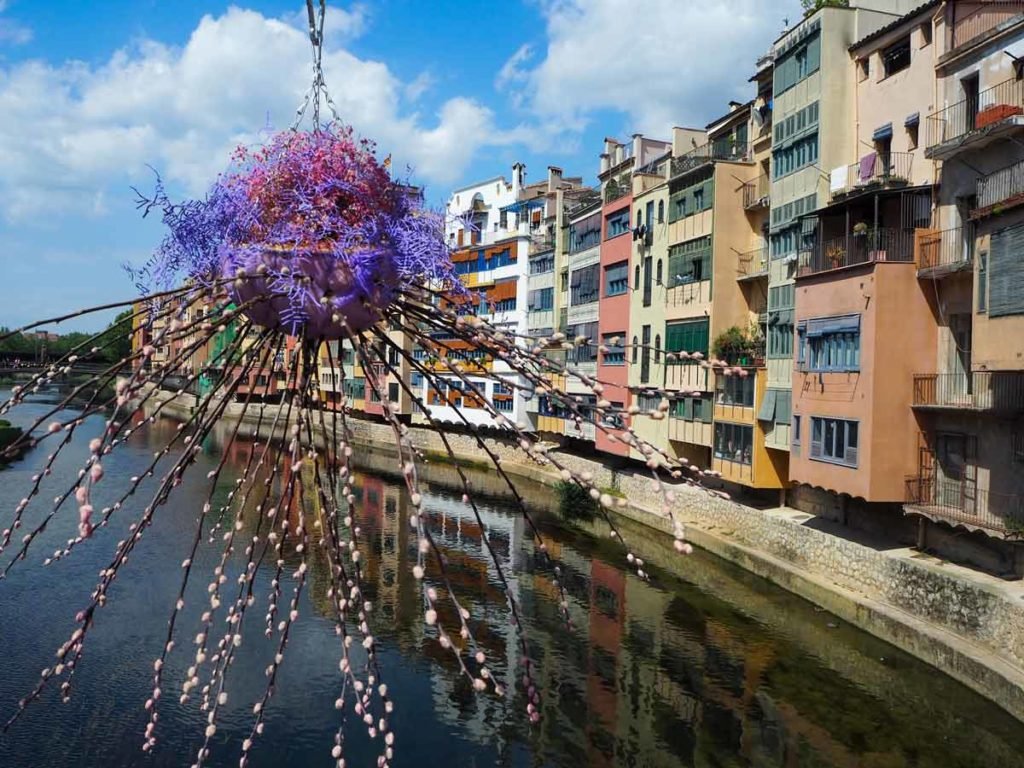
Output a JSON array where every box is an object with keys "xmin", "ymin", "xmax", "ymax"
[
  {"xmin": 636, "ymin": 208, "xmax": 643, "ymax": 228},
  {"xmin": 656, "ymin": 259, "xmax": 663, "ymax": 285},
  {"xmin": 654, "ymin": 335, "xmax": 661, "ymax": 363},
  {"xmin": 634, "ymin": 265, "xmax": 641, "ymax": 289},
  {"xmin": 631, "ymin": 336, "xmax": 639, "ymax": 364},
  {"xmin": 657, "ymin": 200, "xmax": 665, "ymax": 223}
]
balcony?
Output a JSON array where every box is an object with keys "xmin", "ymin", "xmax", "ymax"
[
  {"xmin": 671, "ymin": 139, "xmax": 750, "ymax": 178},
  {"xmin": 915, "ymin": 225, "xmax": 975, "ymax": 277},
  {"xmin": 926, "ymin": 76, "xmax": 1024, "ymax": 160},
  {"xmin": 741, "ymin": 174, "xmax": 770, "ymax": 210},
  {"xmin": 829, "ymin": 152, "xmax": 913, "ymax": 202},
  {"xmin": 604, "ymin": 177, "xmax": 630, "ymax": 203},
  {"xmin": 973, "ymin": 157, "xmax": 1024, "ymax": 218},
  {"xmin": 912, "ymin": 371, "xmax": 1024, "ymax": 413},
  {"xmin": 905, "ymin": 476, "xmax": 1024, "ymax": 538},
  {"xmin": 945, "ymin": 2, "xmax": 1024, "ymax": 58},
  {"xmin": 797, "ymin": 228, "xmax": 914, "ymax": 278},
  {"xmin": 737, "ymin": 245, "xmax": 769, "ymax": 281}
]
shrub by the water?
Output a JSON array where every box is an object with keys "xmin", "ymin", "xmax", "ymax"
[{"xmin": 556, "ymin": 480, "xmax": 597, "ymax": 520}]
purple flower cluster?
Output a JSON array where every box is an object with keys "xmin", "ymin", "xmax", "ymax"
[{"xmin": 130, "ymin": 124, "xmax": 462, "ymax": 336}]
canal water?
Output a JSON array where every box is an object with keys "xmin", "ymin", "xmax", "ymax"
[{"xmin": 0, "ymin": 388, "xmax": 1022, "ymax": 768}]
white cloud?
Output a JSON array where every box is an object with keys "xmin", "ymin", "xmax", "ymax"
[
  {"xmin": 0, "ymin": 5, "xmax": 510, "ymax": 222},
  {"xmin": 510, "ymin": 0, "xmax": 801, "ymax": 135},
  {"xmin": 495, "ymin": 43, "xmax": 533, "ymax": 91},
  {"xmin": 0, "ymin": 0, "xmax": 31, "ymax": 46}
]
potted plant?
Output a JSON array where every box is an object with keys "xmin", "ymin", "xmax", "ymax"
[{"xmin": 712, "ymin": 325, "xmax": 758, "ymax": 365}]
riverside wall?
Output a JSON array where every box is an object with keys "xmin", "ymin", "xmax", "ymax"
[{"xmin": 146, "ymin": 392, "xmax": 1024, "ymax": 722}]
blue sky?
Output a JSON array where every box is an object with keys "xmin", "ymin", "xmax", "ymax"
[{"xmin": 0, "ymin": 0, "xmax": 800, "ymax": 332}]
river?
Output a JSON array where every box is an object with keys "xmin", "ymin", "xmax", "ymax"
[{"xmin": 0, "ymin": 387, "xmax": 1022, "ymax": 768}]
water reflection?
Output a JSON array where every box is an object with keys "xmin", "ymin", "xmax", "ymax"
[{"xmin": 0, "ymin": 391, "xmax": 1023, "ymax": 767}]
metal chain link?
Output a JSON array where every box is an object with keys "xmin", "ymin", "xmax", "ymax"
[{"xmin": 292, "ymin": 0, "xmax": 342, "ymax": 131}]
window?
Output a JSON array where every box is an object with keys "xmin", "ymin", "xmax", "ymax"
[
  {"xmin": 714, "ymin": 422, "xmax": 753, "ymax": 465},
  {"xmin": 665, "ymin": 318, "xmax": 710, "ymax": 360},
  {"xmin": 858, "ymin": 58, "xmax": 869, "ymax": 81},
  {"xmin": 634, "ymin": 264, "xmax": 641, "ymax": 290},
  {"xmin": 636, "ymin": 393, "xmax": 662, "ymax": 412},
  {"xmin": 978, "ymin": 250, "xmax": 988, "ymax": 314},
  {"xmin": 388, "ymin": 382, "xmax": 399, "ymax": 402},
  {"xmin": 805, "ymin": 315, "xmax": 861, "ymax": 372},
  {"xmin": 772, "ymin": 132, "xmax": 818, "ymax": 179},
  {"xmin": 602, "ymin": 401, "xmax": 625, "ymax": 429},
  {"xmin": 604, "ymin": 261, "xmax": 629, "ymax": 297},
  {"xmin": 640, "ymin": 325, "xmax": 651, "ymax": 382},
  {"xmin": 527, "ymin": 288, "xmax": 554, "ymax": 311},
  {"xmin": 569, "ymin": 213, "xmax": 602, "ymax": 253},
  {"xmin": 656, "ymin": 259, "xmax": 663, "ymax": 285},
  {"xmin": 907, "ymin": 121, "xmax": 919, "ymax": 150},
  {"xmin": 529, "ymin": 254, "xmax": 555, "ymax": 275},
  {"xmin": 716, "ymin": 374, "xmax": 754, "ymax": 407},
  {"xmin": 602, "ymin": 333, "xmax": 625, "ymax": 365},
  {"xmin": 657, "ymin": 200, "xmax": 665, "ymax": 223},
  {"xmin": 882, "ymin": 36, "xmax": 910, "ymax": 78},
  {"xmin": 670, "ymin": 395, "xmax": 713, "ymax": 423},
  {"xmin": 570, "ymin": 264, "xmax": 600, "ymax": 305},
  {"xmin": 920, "ymin": 22, "xmax": 932, "ymax": 47},
  {"xmin": 773, "ymin": 27, "xmax": 820, "ymax": 96},
  {"xmin": 669, "ymin": 169, "xmax": 713, "ymax": 222},
  {"xmin": 646, "ymin": 201, "xmax": 654, "ymax": 230},
  {"xmin": 654, "ymin": 335, "xmax": 661, "ymax": 363},
  {"xmin": 768, "ymin": 316, "xmax": 794, "ymax": 358},
  {"xmin": 631, "ymin": 336, "xmax": 639, "ymax": 364},
  {"xmin": 797, "ymin": 323, "xmax": 806, "ymax": 367},
  {"xmin": 667, "ymin": 236, "xmax": 712, "ymax": 288},
  {"xmin": 636, "ymin": 208, "xmax": 643, "ymax": 228},
  {"xmin": 606, "ymin": 209, "xmax": 631, "ymax": 239},
  {"xmin": 792, "ymin": 414, "xmax": 802, "ymax": 456},
  {"xmin": 494, "ymin": 397, "xmax": 514, "ymax": 412},
  {"xmin": 810, "ymin": 417, "xmax": 859, "ymax": 467},
  {"xmin": 566, "ymin": 321, "xmax": 598, "ymax": 363},
  {"xmin": 560, "ymin": 270, "xmax": 569, "ymax": 292},
  {"xmin": 411, "ymin": 372, "xmax": 424, "ymax": 388}
]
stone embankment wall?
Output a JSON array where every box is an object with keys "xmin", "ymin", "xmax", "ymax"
[{"xmin": 148, "ymin": 393, "xmax": 1024, "ymax": 721}]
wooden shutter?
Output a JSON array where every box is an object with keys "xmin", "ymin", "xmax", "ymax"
[
  {"xmin": 757, "ymin": 388, "xmax": 778, "ymax": 422},
  {"xmin": 990, "ymin": 224, "xmax": 1024, "ymax": 317}
]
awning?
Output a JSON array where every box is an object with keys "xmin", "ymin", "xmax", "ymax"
[
  {"xmin": 757, "ymin": 388, "xmax": 777, "ymax": 422},
  {"xmin": 872, "ymin": 122, "xmax": 893, "ymax": 141},
  {"xmin": 769, "ymin": 308, "xmax": 794, "ymax": 325},
  {"xmin": 905, "ymin": 112, "xmax": 920, "ymax": 128},
  {"xmin": 500, "ymin": 198, "xmax": 545, "ymax": 214},
  {"xmin": 806, "ymin": 314, "xmax": 860, "ymax": 337}
]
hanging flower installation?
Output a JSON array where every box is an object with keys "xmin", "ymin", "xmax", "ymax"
[{"xmin": 0, "ymin": 3, "xmax": 731, "ymax": 767}]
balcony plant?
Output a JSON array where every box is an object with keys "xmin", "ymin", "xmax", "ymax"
[{"xmin": 712, "ymin": 324, "xmax": 762, "ymax": 366}]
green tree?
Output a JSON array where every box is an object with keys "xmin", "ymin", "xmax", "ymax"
[
  {"xmin": 801, "ymin": 0, "xmax": 848, "ymax": 15},
  {"xmin": 94, "ymin": 309, "xmax": 134, "ymax": 363}
]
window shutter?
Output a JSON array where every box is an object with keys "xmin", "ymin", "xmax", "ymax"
[
  {"xmin": 757, "ymin": 388, "xmax": 778, "ymax": 422},
  {"xmin": 681, "ymin": 397, "xmax": 694, "ymax": 420},
  {"xmin": 775, "ymin": 390, "xmax": 792, "ymax": 424},
  {"xmin": 989, "ymin": 224, "xmax": 1024, "ymax": 317}
]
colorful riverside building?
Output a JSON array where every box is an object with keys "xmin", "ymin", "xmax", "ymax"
[
  {"xmin": 903, "ymin": 2, "xmax": 1024, "ymax": 566},
  {"xmin": 597, "ymin": 135, "xmax": 672, "ymax": 456},
  {"xmin": 414, "ymin": 164, "xmax": 550, "ymax": 429}
]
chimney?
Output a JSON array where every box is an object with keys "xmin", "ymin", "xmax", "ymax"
[
  {"xmin": 632, "ymin": 133, "xmax": 643, "ymax": 165},
  {"xmin": 600, "ymin": 153, "xmax": 610, "ymax": 174},
  {"xmin": 511, "ymin": 162, "xmax": 525, "ymax": 197},
  {"xmin": 547, "ymin": 165, "xmax": 563, "ymax": 192}
]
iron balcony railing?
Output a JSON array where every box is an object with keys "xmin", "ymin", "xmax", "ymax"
[
  {"xmin": 905, "ymin": 475, "xmax": 1024, "ymax": 537},
  {"xmin": 926, "ymin": 75, "xmax": 1024, "ymax": 152},
  {"xmin": 976, "ymin": 157, "xmax": 1024, "ymax": 211},
  {"xmin": 741, "ymin": 174, "xmax": 770, "ymax": 209},
  {"xmin": 797, "ymin": 228, "xmax": 915, "ymax": 277},
  {"xmin": 948, "ymin": 2, "xmax": 1024, "ymax": 53},
  {"xmin": 604, "ymin": 178, "xmax": 630, "ymax": 203},
  {"xmin": 671, "ymin": 139, "xmax": 750, "ymax": 178},
  {"xmin": 912, "ymin": 371, "xmax": 1024, "ymax": 412},
  {"xmin": 830, "ymin": 152, "xmax": 914, "ymax": 201},
  {"xmin": 737, "ymin": 245, "xmax": 769, "ymax": 279},
  {"xmin": 916, "ymin": 225, "xmax": 975, "ymax": 272}
]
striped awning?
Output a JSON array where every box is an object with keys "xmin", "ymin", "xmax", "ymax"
[{"xmin": 872, "ymin": 122, "xmax": 893, "ymax": 141}]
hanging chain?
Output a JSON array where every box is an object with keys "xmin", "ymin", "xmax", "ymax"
[{"xmin": 292, "ymin": 0, "xmax": 342, "ymax": 131}]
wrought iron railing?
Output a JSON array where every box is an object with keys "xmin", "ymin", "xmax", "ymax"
[
  {"xmin": 671, "ymin": 139, "xmax": 750, "ymax": 178},
  {"xmin": 737, "ymin": 245, "xmax": 769, "ymax": 278},
  {"xmin": 905, "ymin": 475, "xmax": 1024, "ymax": 536},
  {"xmin": 741, "ymin": 174, "xmax": 770, "ymax": 209},
  {"xmin": 797, "ymin": 228, "xmax": 915, "ymax": 277},
  {"xmin": 926, "ymin": 75, "xmax": 1024, "ymax": 151},
  {"xmin": 916, "ymin": 225, "xmax": 975, "ymax": 272},
  {"xmin": 830, "ymin": 152, "xmax": 914, "ymax": 200},
  {"xmin": 976, "ymin": 157, "xmax": 1024, "ymax": 210},
  {"xmin": 949, "ymin": 2, "xmax": 1024, "ymax": 53},
  {"xmin": 912, "ymin": 371, "xmax": 1024, "ymax": 412},
  {"xmin": 604, "ymin": 179, "xmax": 630, "ymax": 203}
]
